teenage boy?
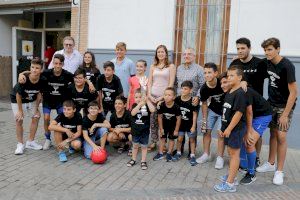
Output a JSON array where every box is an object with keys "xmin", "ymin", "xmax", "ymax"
[
  {"xmin": 256, "ymin": 38, "xmax": 297, "ymax": 185},
  {"xmin": 97, "ymin": 61, "xmax": 123, "ymax": 116},
  {"xmin": 153, "ymin": 87, "xmax": 181, "ymax": 162},
  {"xmin": 11, "ymin": 58, "xmax": 44, "ymax": 154},
  {"xmin": 48, "ymin": 100, "xmax": 83, "ymax": 162},
  {"xmin": 82, "ymin": 101, "xmax": 111, "ymax": 159},
  {"xmin": 214, "ymin": 65, "xmax": 247, "ymax": 193},
  {"xmin": 172, "ymin": 81, "xmax": 198, "ymax": 166},
  {"xmin": 197, "ymin": 63, "xmax": 226, "ymax": 169}
]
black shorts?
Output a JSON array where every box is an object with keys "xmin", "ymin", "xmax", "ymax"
[
  {"xmin": 161, "ymin": 130, "xmax": 178, "ymax": 140},
  {"xmin": 224, "ymin": 125, "xmax": 246, "ymax": 149}
]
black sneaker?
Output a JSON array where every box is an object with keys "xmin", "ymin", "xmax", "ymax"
[
  {"xmin": 255, "ymin": 157, "xmax": 261, "ymax": 169},
  {"xmin": 153, "ymin": 153, "xmax": 164, "ymax": 161},
  {"xmin": 240, "ymin": 173, "xmax": 256, "ymax": 185},
  {"xmin": 166, "ymin": 153, "xmax": 172, "ymax": 162}
]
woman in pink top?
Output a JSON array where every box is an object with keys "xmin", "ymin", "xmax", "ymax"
[{"xmin": 147, "ymin": 45, "xmax": 176, "ymax": 151}]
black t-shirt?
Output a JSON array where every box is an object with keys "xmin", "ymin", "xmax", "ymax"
[
  {"xmin": 221, "ymin": 88, "xmax": 247, "ymax": 132},
  {"xmin": 54, "ymin": 112, "xmax": 82, "ymax": 133},
  {"xmin": 246, "ymin": 87, "xmax": 272, "ymax": 118},
  {"xmin": 82, "ymin": 114, "xmax": 106, "ymax": 136},
  {"xmin": 42, "ymin": 69, "xmax": 74, "ymax": 108},
  {"xmin": 82, "ymin": 66, "xmax": 100, "ymax": 86},
  {"xmin": 266, "ymin": 57, "xmax": 297, "ymax": 108},
  {"xmin": 200, "ymin": 79, "xmax": 225, "ymax": 115},
  {"xmin": 230, "ymin": 57, "xmax": 268, "ymax": 95},
  {"xmin": 131, "ymin": 103, "xmax": 151, "ymax": 135},
  {"xmin": 175, "ymin": 96, "xmax": 198, "ymax": 132},
  {"xmin": 109, "ymin": 110, "xmax": 131, "ymax": 129},
  {"xmin": 66, "ymin": 83, "xmax": 98, "ymax": 112},
  {"xmin": 97, "ymin": 74, "xmax": 123, "ymax": 111},
  {"xmin": 157, "ymin": 102, "xmax": 181, "ymax": 133},
  {"xmin": 10, "ymin": 74, "xmax": 45, "ymax": 103}
]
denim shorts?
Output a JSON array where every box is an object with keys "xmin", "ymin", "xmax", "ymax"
[
  {"xmin": 207, "ymin": 109, "xmax": 221, "ymax": 131},
  {"xmin": 83, "ymin": 127, "xmax": 108, "ymax": 159},
  {"xmin": 43, "ymin": 105, "xmax": 63, "ymax": 115},
  {"xmin": 132, "ymin": 130, "xmax": 150, "ymax": 147},
  {"xmin": 178, "ymin": 131, "xmax": 196, "ymax": 138},
  {"xmin": 252, "ymin": 115, "xmax": 272, "ymax": 136}
]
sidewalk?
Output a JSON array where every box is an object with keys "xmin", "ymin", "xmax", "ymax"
[{"xmin": 0, "ymin": 100, "xmax": 300, "ymax": 200}]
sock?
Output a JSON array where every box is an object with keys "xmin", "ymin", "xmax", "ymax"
[
  {"xmin": 247, "ymin": 151, "xmax": 257, "ymax": 175},
  {"xmin": 177, "ymin": 151, "xmax": 181, "ymax": 155},
  {"xmin": 240, "ymin": 142, "xmax": 247, "ymax": 168},
  {"xmin": 226, "ymin": 181, "xmax": 234, "ymax": 187},
  {"xmin": 190, "ymin": 153, "xmax": 195, "ymax": 158},
  {"xmin": 45, "ymin": 132, "xmax": 51, "ymax": 140}
]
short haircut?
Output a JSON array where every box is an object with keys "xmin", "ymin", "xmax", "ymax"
[
  {"xmin": 228, "ymin": 65, "xmax": 244, "ymax": 77},
  {"xmin": 116, "ymin": 42, "xmax": 126, "ymax": 50},
  {"xmin": 137, "ymin": 59, "xmax": 147, "ymax": 67},
  {"xmin": 63, "ymin": 36, "xmax": 75, "ymax": 44},
  {"xmin": 74, "ymin": 67, "xmax": 86, "ymax": 78},
  {"xmin": 63, "ymin": 100, "xmax": 76, "ymax": 109},
  {"xmin": 134, "ymin": 88, "xmax": 142, "ymax": 94},
  {"xmin": 261, "ymin": 37, "xmax": 280, "ymax": 49},
  {"xmin": 219, "ymin": 71, "xmax": 228, "ymax": 80},
  {"xmin": 54, "ymin": 54, "xmax": 65, "ymax": 63},
  {"xmin": 103, "ymin": 61, "xmax": 115, "ymax": 70},
  {"xmin": 236, "ymin": 37, "xmax": 251, "ymax": 48},
  {"xmin": 204, "ymin": 62, "xmax": 218, "ymax": 72},
  {"xmin": 181, "ymin": 80, "xmax": 193, "ymax": 89},
  {"xmin": 165, "ymin": 87, "xmax": 176, "ymax": 96},
  {"xmin": 115, "ymin": 95, "xmax": 127, "ymax": 104},
  {"xmin": 88, "ymin": 100, "xmax": 100, "ymax": 108},
  {"xmin": 31, "ymin": 57, "xmax": 43, "ymax": 67}
]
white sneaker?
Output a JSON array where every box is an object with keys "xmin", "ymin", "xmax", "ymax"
[
  {"xmin": 215, "ymin": 156, "xmax": 224, "ymax": 169},
  {"xmin": 15, "ymin": 143, "xmax": 25, "ymax": 155},
  {"xmin": 273, "ymin": 171, "xmax": 284, "ymax": 185},
  {"xmin": 256, "ymin": 162, "xmax": 276, "ymax": 173},
  {"xmin": 196, "ymin": 153, "xmax": 211, "ymax": 164},
  {"xmin": 43, "ymin": 139, "xmax": 52, "ymax": 150},
  {"xmin": 25, "ymin": 140, "xmax": 43, "ymax": 150}
]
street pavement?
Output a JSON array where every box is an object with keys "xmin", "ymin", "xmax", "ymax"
[{"xmin": 0, "ymin": 100, "xmax": 300, "ymax": 200}]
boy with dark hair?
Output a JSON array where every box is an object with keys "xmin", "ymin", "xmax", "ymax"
[
  {"xmin": 197, "ymin": 62, "xmax": 226, "ymax": 169},
  {"xmin": 256, "ymin": 38, "xmax": 298, "ymax": 185},
  {"xmin": 97, "ymin": 61, "xmax": 123, "ymax": 116},
  {"xmin": 172, "ymin": 81, "xmax": 198, "ymax": 166},
  {"xmin": 82, "ymin": 101, "xmax": 111, "ymax": 159},
  {"xmin": 214, "ymin": 65, "xmax": 247, "ymax": 193},
  {"xmin": 153, "ymin": 87, "xmax": 181, "ymax": 162},
  {"xmin": 48, "ymin": 100, "xmax": 83, "ymax": 162},
  {"xmin": 12, "ymin": 58, "xmax": 44, "ymax": 154}
]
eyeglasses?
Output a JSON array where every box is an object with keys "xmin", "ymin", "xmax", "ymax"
[{"xmin": 64, "ymin": 43, "xmax": 73, "ymax": 46}]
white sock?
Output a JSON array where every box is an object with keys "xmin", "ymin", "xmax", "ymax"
[
  {"xmin": 177, "ymin": 151, "xmax": 181, "ymax": 155},
  {"xmin": 190, "ymin": 154, "xmax": 195, "ymax": 157}
]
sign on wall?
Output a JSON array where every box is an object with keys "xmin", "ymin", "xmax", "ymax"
[
  {"xmin": 22, "ymin": 40, "xmax": 33, "ymax": 56},
  {"xmin": 72, "ymin": 0, "xmax": 80, "ymax": 7}
]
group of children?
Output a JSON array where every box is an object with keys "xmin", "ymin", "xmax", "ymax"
[{"xmin": 11, "ymin": 37, "xmax": 297, "ymax": 193}]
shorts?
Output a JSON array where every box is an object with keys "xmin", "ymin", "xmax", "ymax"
[
  {"xmin": 42, "ymin": 104, "xmax": 63, "ymax": 115},
  {"xmin": 132, "ymin": 130, "xmax": 150, "ymax": 147},
  {"xmin": 84, "ymin": 127, "xmax": 108, "ymax": 159},
  {"xmin": 252, "ymin": 115, "xmax": 272, "ymax": 136},
  {"xmin": 178, "ymin": 131, "xmax": 196, "ymax": 138},
  {"xmin": 207, "ymin": 109, "xmax": 221, "ymax": 131},
  {"xmin": 224, "ymin": 125, "xmax": 246, "ymax": 149},
  {"xmin": 11, "ymin": 101, "xmax": 39, "ymax": 119},
  {"xmin": 161, "ymin": 130, "xmax": 178, "ymax": 140},
  {"xmin": 269, "ymin": 106, "xmax": 294, "ymax": 132},
  {"xmin": 62, "ymin": 132, "xmax": 83, "ymax": 143}
]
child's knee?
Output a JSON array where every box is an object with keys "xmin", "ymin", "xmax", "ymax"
[{"xmin": 71, "ymin": 140, "xmax": 82, "ymax": 150}]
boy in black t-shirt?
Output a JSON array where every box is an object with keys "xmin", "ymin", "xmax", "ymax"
[
  {"xmin": 214, "ymin": 65, "xmax": 247, "ymax": 193},
  {"xmin": 127, "ymin": 89, "xmax": 155, "ymax": 170},
  {"xmin": 153, "ymin": 87, "xmax": 181, "ymax": 162},
  {"xmin": 172, "ymin": 81, "xmax": 198, "ymax": 166},
  {"xmin": 97, "ymin": 61, "xmax": 123, "ymax": 116},
  {"xmin": 256, "ymin": 38, "xmax": 298, "ymax": 186},
  {"xmin": 82, "ymin": 101, "xmax": 110, "ymax": 159},
  {"xmin": 107, "ymin": 96, "xmax": 132, "ymax": 154},
  {"xmin": 48, "ymin": 100, "xmax": 83, "ymax": 162},
  {"xmin": 11, "ymin": 58, "xmax": 44, "ymax": 155}
]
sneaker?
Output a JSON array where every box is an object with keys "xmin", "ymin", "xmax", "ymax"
[
  {"xmin": 166, "ymin": 153, "xmax": 172, "ymax": 162},
  {"xmin": 43, "ymin": 139, "xmax": 51, "ymax": 150},
  {"xmin": 215, "ymin": 156, "xmax": 224, "ymax": 169},
  {"xmin": 256, "ymin": 162, "xmax": 276, "ymax": 173},
  {"xmin": 240, "ymin": 173, "xmax": 256, "ymax": 185},
  {"xmin": 273, "ymin": 171, "xmax": 284, "ymax": 185},
  {"xmin": 196, "ymin": 153, "xmax": 211, "ymax": 164},
  {"xmin": 255, "ymin": 157, "xmax": 260, "ymax": 169},
  {"xmin": 153, "ymin": 153, "xmax": 164, "ymax": 161},
  {"xmin": 214, "ymin": 182, "xmax": 236, "ymax": 193},
  {"xmin": 25, "ymin": 140, "xmax": 43, "ymax": 150},
  {"xmin": 218, "ymin": 175, "xmax": 239, "ymax": 186},
  {"xmin": 14, "ymin": 143, "xmax": 25, "ymax": 155},
  {"xmin": 172, "ymin": 153, "xmax": 181, "ymax": 161},
  {"xmin": 239, "ymin": 166, "xmax": 247, "ymax": 174},
  {"xmin": 69, "ymin": 147, "xmax": 75, "ymax": 154},
  {"xmin": 58, "ymin": 151, "xmax": 67, "ymax": 162},
  {"xmin": 190, "ymin": 156, "xmax": 197, "ymax": 166}
]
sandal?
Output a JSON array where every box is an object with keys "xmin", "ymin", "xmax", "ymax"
[
  {"xmin": 118, "ymin": 147, "xmax": 124, "ymax": 154},
  {"xmin": 127, "ymin": 149, "xmax": 132, "ymax": 156},
  {"xmin": 127, "ymin": 159, "xmax": 136, "ymax": 167},
  {"xmin": 141, "ymin": 162, "xmax": 148, "ymax": 170}
]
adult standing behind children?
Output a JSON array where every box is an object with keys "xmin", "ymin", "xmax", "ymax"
[
  {"xmin": 48, "ymin": 36, "xmax": 83, "ymax": 74},
  {"xmin": 147, "ymin": 45, "xmax": 176, "ymax": 151}
]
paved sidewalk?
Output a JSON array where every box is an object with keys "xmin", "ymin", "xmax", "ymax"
[{"xmin": 0, "ymin": 100, "xmax": 300, "ymax": 200}]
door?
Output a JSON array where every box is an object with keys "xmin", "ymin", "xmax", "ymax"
[{"xmin": 12, "ymin": 27, "xmax": 44, "ymax": 86}]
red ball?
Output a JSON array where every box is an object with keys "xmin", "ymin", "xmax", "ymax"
[{"xmin": 91, "ymin": 149, "xmax": 107, "ymax": 164}]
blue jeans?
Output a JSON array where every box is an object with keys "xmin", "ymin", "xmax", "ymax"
[{"xmin": 83, "ymin": 127, "xmax": 108, "ymax": 159}]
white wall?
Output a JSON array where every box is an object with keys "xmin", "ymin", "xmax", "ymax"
[
  {"xmin": 88, "ymin": 0, "xmax": 176, "ymax": 50},
  {"xmin": 228, "ymin": 0, "xmax": 300, "ymax": 57}
]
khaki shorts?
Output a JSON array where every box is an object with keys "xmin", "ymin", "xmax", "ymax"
[
  {"xmin": 269, "ymin": 106, "xmax": 294, "ymax": 132},
  {"xmin": 11, "ymin": 101, "xmax": 39, "ymax": 120}
]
